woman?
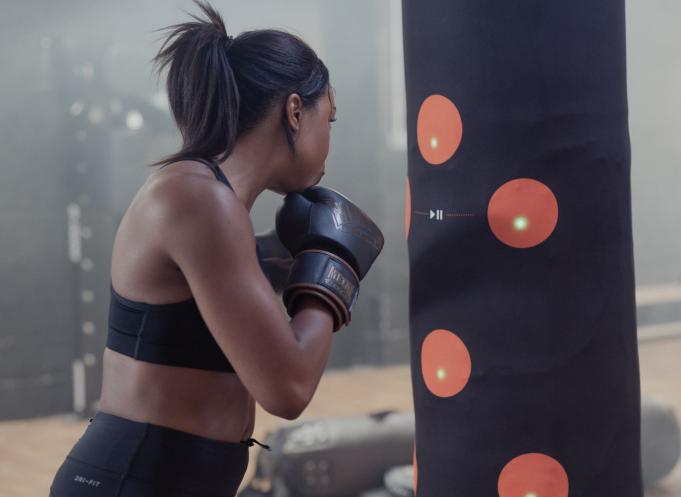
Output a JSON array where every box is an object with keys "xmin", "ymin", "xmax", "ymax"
[{"xmin": 49, "ymin": 1, "xmax": 383, "ymax": 496}]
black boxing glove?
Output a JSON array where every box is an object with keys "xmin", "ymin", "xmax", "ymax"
[
  {"xmin": 275, "ymin": 186, "xmax": 384, "ymax": 332},
  {"xmin": 255, "ymin": 228, "xmax": 293, "ymax": 295}
]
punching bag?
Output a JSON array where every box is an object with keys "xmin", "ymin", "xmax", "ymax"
[{"xmin": 402, "ymin": 1, "xmax": 642, "ymax": 496}]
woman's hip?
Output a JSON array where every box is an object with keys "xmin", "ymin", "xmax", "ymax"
[{"xmin": 49, "ymin": 410, "xmax": 250, "ymax": 497}]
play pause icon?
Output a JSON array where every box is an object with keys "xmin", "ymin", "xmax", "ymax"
[{"xmin": 429, "ymin": 209, "xmax": 443, "ymax": 221}]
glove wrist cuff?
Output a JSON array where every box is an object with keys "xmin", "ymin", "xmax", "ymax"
[{"xmin": 283, "ymin": 250, "xmax": 360, "ymax": 332}]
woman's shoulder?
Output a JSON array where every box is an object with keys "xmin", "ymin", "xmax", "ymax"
[{"xmin": 142, "ymin": 163, "xmax": 246, "ymax": 222}]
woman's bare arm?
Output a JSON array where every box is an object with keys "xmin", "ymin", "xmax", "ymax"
[{"xmin": 156, "ymin": 175, "xmax": 334, "ymax": 419}]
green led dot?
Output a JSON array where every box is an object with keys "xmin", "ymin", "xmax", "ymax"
[
  {"xmin": 513, "ymin": 215, "xmax": 529, "ymax": 231},
  {"xmin": 436, "ymin": 368, "xmax": 446, "ymax": 380},
  {"xmin": 525, "ymin": 492, "xmax": 538, "ymax": 497}
]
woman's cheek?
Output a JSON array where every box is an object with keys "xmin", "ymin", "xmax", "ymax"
[{"xmin": 320, "ymin": 127, "xmax": 330, "ymax": 160}]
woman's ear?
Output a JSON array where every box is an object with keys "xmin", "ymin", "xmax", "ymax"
[{"xmin": 285, "ymin": 93, "xmax": 303, "ymax": 133}]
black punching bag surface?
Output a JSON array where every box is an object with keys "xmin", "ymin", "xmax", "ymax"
[{"xmin": 402, "ymin": 2, "xmax": 642, "ymax": 497}]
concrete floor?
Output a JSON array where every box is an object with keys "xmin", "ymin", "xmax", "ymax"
[{"xmin": 1, "ymin": 341, "xmax": 679, "ymax": 497}]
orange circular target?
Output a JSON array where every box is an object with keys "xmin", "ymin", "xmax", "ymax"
[
  {"xmin": 487, "ymin": 178, "xmax": 558, "ymax": 248},
  {"xmin": 417, "ymin": 94, "xmax": 463, "ymax": 165},
  {"xmin": 421, "ymin": 329, "xmax": 471, "ymax": 397},
  {"xmin": 498, "ymin": 453, "xmax": 569, "ymax": 497}
]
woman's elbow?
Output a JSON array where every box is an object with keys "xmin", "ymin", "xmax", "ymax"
[{"xmin": 262, "ymin": 381, "xmax": 309, "ymax": 421}]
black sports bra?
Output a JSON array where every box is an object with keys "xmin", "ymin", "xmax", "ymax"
[{"xmin": 106, "ymin": 157, "xmax": 262, "ymax": 373}]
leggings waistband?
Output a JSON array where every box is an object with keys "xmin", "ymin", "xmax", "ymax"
[{"xmin": 89, "ymin": 411, "xmax": 271, "ymax": 451}]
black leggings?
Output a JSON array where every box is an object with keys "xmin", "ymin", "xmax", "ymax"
[{"xmin": 49, "ymin": 411, "xmax": 255, "ymax": 497}]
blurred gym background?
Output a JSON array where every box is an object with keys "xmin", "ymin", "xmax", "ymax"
[{"xmin": 0, "ymin": 1, "xmax": 679, "ymax": 496}]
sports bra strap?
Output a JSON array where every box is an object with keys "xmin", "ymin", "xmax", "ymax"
[{"xmin": 161, "ymin": 156, "xmax": 234, "ymax": 191}]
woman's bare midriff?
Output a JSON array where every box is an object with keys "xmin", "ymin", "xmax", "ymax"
[
  {"xmin": 100, "ymin": 163, "xmax": 256, "ymax": 444},
  {"xmin": 99, "ymin": 348, "xmax": 255, "ymax": 443}
]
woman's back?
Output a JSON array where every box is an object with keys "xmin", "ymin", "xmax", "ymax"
[{"xmin": 102, "ymin": 159, "xmax": 255, "ymax": 443}]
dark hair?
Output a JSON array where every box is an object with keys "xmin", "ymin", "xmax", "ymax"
[{"xmin": 149, "ymin": 0, "xmax": 330, "ymax": 168}]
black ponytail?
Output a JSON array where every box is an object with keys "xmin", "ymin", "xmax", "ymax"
[{"xmin": 149, "ymin": 0, "xmax": 330, "ymax": 168}]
